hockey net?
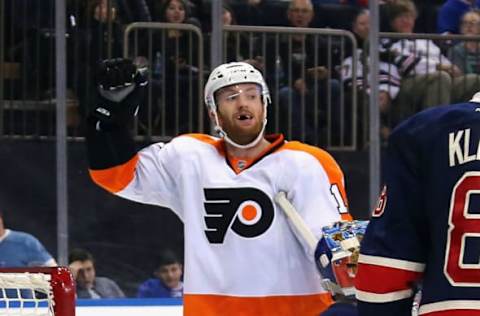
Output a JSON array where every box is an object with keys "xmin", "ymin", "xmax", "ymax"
[{"xmin": 0, "ymin": 267, "xmax": 75, "ymax": 316}]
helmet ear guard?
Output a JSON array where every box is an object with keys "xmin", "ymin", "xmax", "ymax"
[{"xmin": 314, "ymin": 220, "xmax": 369, "ymax": 297}]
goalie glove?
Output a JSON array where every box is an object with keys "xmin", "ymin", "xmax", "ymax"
[
  {"xmin": 315, "ymin": 220, "xmax": 369, "ymax": 297},
  {"xmin": 91, "ymin": 58, "xmax": 148, "ymax": 130}
]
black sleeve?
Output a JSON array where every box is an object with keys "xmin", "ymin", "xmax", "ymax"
[{"xmin": 86, "ymin": 122, "xmax": 137, "ymax": 170}]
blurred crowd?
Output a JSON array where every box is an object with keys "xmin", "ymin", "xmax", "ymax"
[{"xmin": 5, "ymin": 0, "xmax": 475, "ymax": 146}]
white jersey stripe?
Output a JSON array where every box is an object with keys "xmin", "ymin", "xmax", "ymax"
[
  {"xmin": 358, "ymin": 254, "xmax": 426, "ymax": 272},
  {"xmin": 419, "ymin": 300, "xmax": 480, "ymax": 314},
  {"xmin": 355, "ymin": 288, "xmax": 413, "ymax": 303}
]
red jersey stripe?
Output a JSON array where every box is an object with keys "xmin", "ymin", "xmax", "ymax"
[{"xmin": 355, "ymin": 262, "xmax": 423, "ymax": 294}]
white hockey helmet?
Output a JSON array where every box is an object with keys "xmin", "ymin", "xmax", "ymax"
[
  {"xmin": 204, "ymin": 62, "xmax": 271, "ymax": 112},
  {"xmin": 204, "ymin": 62, "xmax": 271, "ymax": 149}
]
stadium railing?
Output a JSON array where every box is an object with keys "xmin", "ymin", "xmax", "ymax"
[
  {"xmin": 1, "ymin": 18, "xmax": 359, "ymax": 150},
  {"xmin": 123, "ymin": 23, "xmax": 359, "ymax": 150},
  {"xmin": 123, "ymin": 22, "xmax": 205, "ymax": 141}
]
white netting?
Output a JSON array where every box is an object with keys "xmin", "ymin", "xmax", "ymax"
[{"xmin": 0, "ymin": 273, "xmax": 54, "ymax": 316}]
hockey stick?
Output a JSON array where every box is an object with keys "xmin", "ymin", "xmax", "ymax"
[{"xmin": 274, "ymin": 191, "xmax": 318, "ymax": 253}]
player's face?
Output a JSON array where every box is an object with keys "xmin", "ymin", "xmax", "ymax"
[
  {"xmin": 155, "ymin": 263, "xmax": 183, "ymax": 289},
  {"xmin": 214, "ymin": 83, "xmax": 265, "ymax": 145}
]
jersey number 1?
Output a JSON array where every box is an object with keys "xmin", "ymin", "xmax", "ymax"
[
  {"xmin": 445, "ymin": 172, "xmax": 480, "ymax": 286},
  {"xmin": 330, "ymin": 184, "xmax": 348, "ymax": 214}
]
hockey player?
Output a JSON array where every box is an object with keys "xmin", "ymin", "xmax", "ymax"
[
  {"xmin": 355, "ymin": 93, "xmax": 480, "ymax": 315},
  {"xmin": 86, "ymin": 59, "xmax": 352, "ymax": 315}
]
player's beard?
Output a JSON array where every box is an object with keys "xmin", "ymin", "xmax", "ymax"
[{"xmin": 219, "ymin": 115, "xmax": 264, "ymax": 146}]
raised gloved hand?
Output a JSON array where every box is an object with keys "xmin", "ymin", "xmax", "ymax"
[{"xmin": 90, "ymin": 58, "xmax": 148, "ymax": 130}]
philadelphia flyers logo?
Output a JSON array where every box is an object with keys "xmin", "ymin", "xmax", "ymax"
[{"xmin": 203, "ymin": 188, "xmax": 274, "ymax": 243}]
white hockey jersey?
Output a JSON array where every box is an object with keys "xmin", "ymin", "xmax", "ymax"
[
  {"xmin": 90, "ymin": 133, "xmax": 352, "ymax": 315},
  {"xmin": 384, "ymin": 38, "xmax": 452, "ymax": 76},
  {"xmin": 342, "ymin": 48, "xmax": 401, "ymax": 100}
]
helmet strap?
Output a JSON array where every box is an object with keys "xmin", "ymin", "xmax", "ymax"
[{"xmin": 213, "ymin": 104, "xmax": 268, "ymax": 150}]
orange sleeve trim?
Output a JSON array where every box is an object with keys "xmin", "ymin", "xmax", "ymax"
[
  {"xmin": 89, "ymin": 154, "xmax": 139, "ymax": 193},
  {"xmin": 280, "ymin": 141, "xmax": 349, "ymax": 208},
  {"xmin": 183, "ymin": 292, "xmax": 333, "ymax": 316}
]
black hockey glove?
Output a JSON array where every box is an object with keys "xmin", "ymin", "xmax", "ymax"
[{"xmin": 90, "ymin": 58, "xmax": 148, "ymax": 130}]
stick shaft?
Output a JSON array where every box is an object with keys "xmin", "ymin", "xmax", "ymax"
[{"xmin": 275, "ymin": 192, "xmax": 318, "ymax": 252}]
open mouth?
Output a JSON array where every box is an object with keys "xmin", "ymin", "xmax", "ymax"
[{"xmin": 237, "ymin": 113, "xmax": 253, "ymax": 121}]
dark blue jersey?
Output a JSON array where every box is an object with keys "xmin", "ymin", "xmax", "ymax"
[{"xmin": 355, "ymin": 96, "xmax": 480, "ymax": 316}]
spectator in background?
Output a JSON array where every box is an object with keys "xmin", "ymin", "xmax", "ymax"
[
  {"xmin": 0, "ymin": 210, "xmax": 56, "ymax": 267},
  {"xmin": 385, "ymin": 0, "xmax": 480, "ymax": 125},
  {"xmin": 68, "ymin": 248, "xmax": 125, "ymax": 299},
  {"xmin": 88, "ymin": 0, "xmax": 124, "ymax": 61},
  {"xmin": 274, "ymin": 0, "xmax": 342, "ymax": 145},
  {"xmin": 74, "ymin": 0, "xmax": 124, "ymax": 120},
  {"xmin": 382, "ymin": 0, "xmax": 468, "ymax": 125},
  {"xmin": 151, "ymin": 0, "xmax": 198, "ymax": 22},
  {"xmin": 221, "ymin": 3, "xmax": 262, "ymax": 65},
  {"xmin": 144, "ymin": 0, "xmax": 201, "ymax": 134},
  {"xmin": 342, "ymin": 9, "xmax": 401, "ymax": 145},
  {"xmin": 437, "ymin": 0, "xmax": 480, "ymax": 34},
  {"xmin": 448, "ymin": 10, "xmax": 480, "ymax": 74},
  {"xmin": 137, "ymin": 249, "xmax": 183, "ymax": 298},
  {"xmin": 223, "ymin": 3, "xmax": 236, "ymax": 26},
  {"xmin": 223, "ymin": 3, "xmax": 246, "ymax": 62}
]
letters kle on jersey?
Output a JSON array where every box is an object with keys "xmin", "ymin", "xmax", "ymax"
[
  {"xmin": 89, "ymin": 133, "xmax": 351, "ymax": 316},
  {"xmin": 355, "ymin": 94, "xmax": 480, "ymax": 316}
]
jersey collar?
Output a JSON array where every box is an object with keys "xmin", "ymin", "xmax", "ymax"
[{"xmin": 225, "ymin": 134, "xmax": 285, "ymax": 174}]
